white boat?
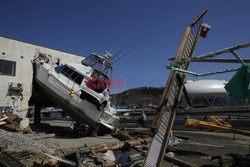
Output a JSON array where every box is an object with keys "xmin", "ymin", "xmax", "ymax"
[{"xmin": 33, "ymin": 52, "xmax": 119, "ymax": 131}]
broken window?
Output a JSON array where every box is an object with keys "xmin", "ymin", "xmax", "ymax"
[{"xmin": 0, "ymin": 59, "xmax": 16, "ymax": 76}]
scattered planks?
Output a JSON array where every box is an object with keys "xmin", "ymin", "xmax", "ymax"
[
  {"xmin": 91, "ymin": 137, "xmax": 151, "ymax": 154},
  {"xmin": 0, "ymin": 113, "xmax": 31, "ymax": 133},
  {"xmin": 0, "ymin": 114, "xmax": 8, "ymax": 125}
]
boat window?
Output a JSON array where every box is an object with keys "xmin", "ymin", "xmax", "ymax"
[
  {"xmin": 61, "ymin": 66, "xmax": 74, "ymax": 77},
  {"xmin": 0, "ymin": 59, "xmax": 16, "ymax": 76},
  {"xmin": 82, "ymin": 54, "xmax": 112, "ymax": 79},
  {"xmin": 61, "ymin": 66, "xmax": 84, "ymax": 85},
  {"xmin": 70, "ymin": 71, "xmax": 84, "ymax": 85}
]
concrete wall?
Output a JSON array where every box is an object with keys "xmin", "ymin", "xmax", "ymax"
[{"xmin": 0, "ymin": 36, "xmax": 84, "ymax": 118}]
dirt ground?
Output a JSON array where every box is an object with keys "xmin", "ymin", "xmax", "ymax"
[{"xmin": 169, "ymin": 130, "xmax": 250, "ymax": 166}]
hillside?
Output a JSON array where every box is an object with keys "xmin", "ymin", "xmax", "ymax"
[{"xmin": 111, "ymin": 87, "xmax": 164, "ymax": 107}]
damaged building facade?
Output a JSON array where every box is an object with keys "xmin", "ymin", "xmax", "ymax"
[{"xmin": 0, "ymin": 36, "xmax": 83, "ymax": 123}]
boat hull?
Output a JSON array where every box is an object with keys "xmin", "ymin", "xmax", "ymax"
[{"xmin": 35, "ymin": 63, "xmax": 102, "ymax": 129}]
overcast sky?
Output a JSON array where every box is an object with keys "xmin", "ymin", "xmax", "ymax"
[{"xmin": 1, "ymin": 0, "xmax": 250, "ymax": 93}]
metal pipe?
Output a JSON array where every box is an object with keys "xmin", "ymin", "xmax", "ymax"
[
  {"xmin": 169, "ymin": 58, "xmax": 250, "ymax": 63},
  {"xmin": 169, "ymin": 42, "xmax": 250, "ymax": 66},
  {"xmin": 191, "ymin": 42, "xmax": 250, "ymax": 62},
  {"xmin": 230, "ymin": 50, "xmax": 246, "ymax": 66},
  {"xmin": 170, "ymin": 66, "xmax": 239, "ymax": 77}
]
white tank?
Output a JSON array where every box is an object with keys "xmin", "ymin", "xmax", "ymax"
[{"xmin": 185, "ymin": 80, "xmax": 229, "ymax": 98}]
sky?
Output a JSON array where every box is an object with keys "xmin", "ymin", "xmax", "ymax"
[{"xmin": 1, "ymin": 0, "xmax": 250, "ymax": 93}]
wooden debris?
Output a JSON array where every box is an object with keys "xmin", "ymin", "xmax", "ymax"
[
  {"xmin": 0, "ymin": 114, "xmax": 8, "ymax": 122},
  {"xmin": 0, "ymin": 114, "xmax": 8, "ymax": 126},
  {"xmin": 0, "ymin": 113, "xmax": 31, "ymax": 133},
  {"xmin": 0, "ymin": 121, "xmax": 7, "ymax": 125},
  {"xmin": 47, "ymin": 159, "xmax": 58, "ymax": 167},
  {"xmin": 91, "ymin": 137, "xmax": 151, "ymax": 154},
  {"xmin": 33, "ymin": 158, "xmax": 44, "ymax": 167}
]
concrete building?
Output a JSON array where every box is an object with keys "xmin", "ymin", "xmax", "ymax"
[{"xmin": 0, "ymin": 36, "xmax": 84, "ymax": 122}]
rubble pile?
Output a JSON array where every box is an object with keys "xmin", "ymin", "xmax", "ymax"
[
  {"xmin": 0, "ymin": 124, "xmax": 250, "ymax": 167},
  {"xmin": 0, "ymin": 113, "xmax": 31, "ymax": 133}
]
